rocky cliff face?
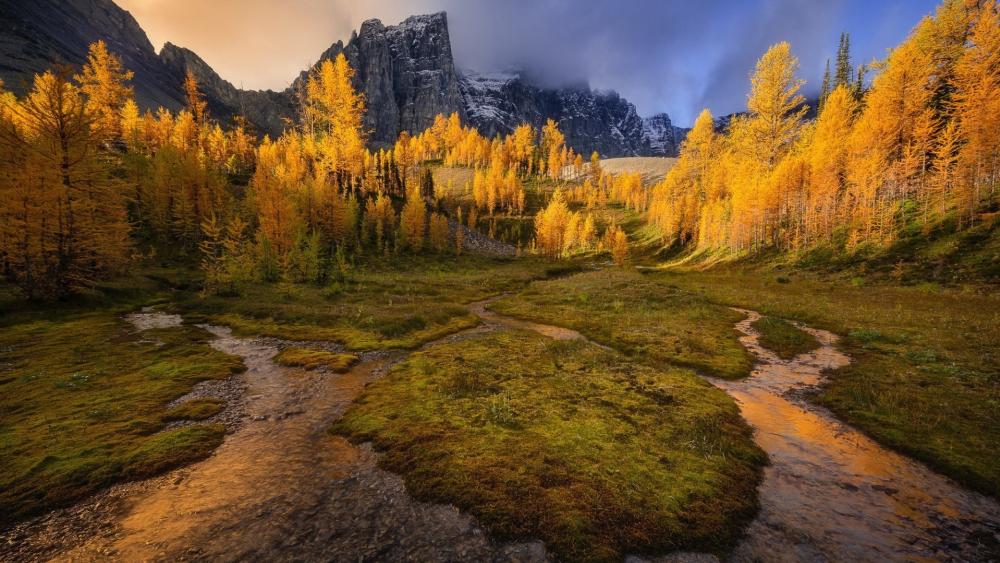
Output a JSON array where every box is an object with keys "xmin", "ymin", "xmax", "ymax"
[
  {"xmin": 1, "ymin": 1, "xmax": 682, "ymax": 156},
  {"xmin": 640, "ymin": 113, "xmax": 692, "ymax": 157},
  {"xmin": 295, "ymin": 13, "xmax": 467, "ymax": 147},
  {"xmin": 459, "ymin": 70, "xmax": 675, "ymax": 157},
  {"xmin": 0, "ymin": 0, "xmax": 292, "ymax": 135},
  {"xmin": 640, "ymin": 113, "xmax": 679, "ymax": 157},
  {"xmin": 0, "ymin": 0, "xmax": 183, "ymax": 109},
  {"xmin": 159, "ymin": 43, "xmax": 293, "ymax": 136}
]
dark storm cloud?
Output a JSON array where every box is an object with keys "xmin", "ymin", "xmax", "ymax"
[
  {"xmin": 118, "ymin": 0, "xmax": 941, "ymax": 126},
  {"xmin": 435, "ymin": 0, "xmax": 933, "ymax": 124}
]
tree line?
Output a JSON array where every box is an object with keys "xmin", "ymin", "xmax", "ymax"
[
  {"xmin": 2, "ymin": 0, "xmax": 995, "ymax": 298},
  {"xmin": 649, "ymin": 0, "xmax": 999, "ymax": 254},
  {"xmin": 0, "ymin": 41, "xmax": 603, "ymax": 299}
]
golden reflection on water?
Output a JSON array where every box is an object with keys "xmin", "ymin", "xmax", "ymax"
[
  {"xmin": 96, "ymin": 326, "xmax": 379, "ymax": 560},
  {"xmin": 719, "ymin": 310, "xmax": 998, "ymax": 561}
]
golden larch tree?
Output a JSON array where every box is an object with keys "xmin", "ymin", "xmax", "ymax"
[
  {"xmin": 0, "ymin": 70, "xmax": 130, "ymax": 298},
  {"xmin": 75, "ymin": 40, "xmax": 134, "ymax": 142}
]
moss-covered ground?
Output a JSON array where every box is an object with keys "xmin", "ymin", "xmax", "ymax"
[
  {"xmin": 750, "ymin": 315, "xmax": 820, "ymax": 360},
  {"xmin": 333, "ymin": 330, "xmax": 764, "ymax": 562},
  {"xmin": 491, "ymin": 268, "xmax": 754, "ymax": 379},
  {"xmin": 0, "ymin": 298, "xmax": 243, "ymax": 524},
  {"xmin": 275, "ymin": 348, "xmax": 358, "ymax": 372},
  {"xmin": 6, "ymin": 235, "xmax": 998, "ymax": 563},
  {"xmin": 0, "ymin": 255, "xmax": 558, "ymax": 526},
  {"xmin": 172, "ymin": 255, "xmax": 556, "ymax": 350},
  {"xmin": 161, "ymin": 398, "xmax": 226, "ymax": 422}
]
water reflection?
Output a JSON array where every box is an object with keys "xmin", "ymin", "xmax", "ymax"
[{"xmin": 716, "ymin": 310, "xmax": 1000, "ymax": 561}]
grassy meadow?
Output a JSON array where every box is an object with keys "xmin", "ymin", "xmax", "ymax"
[{"xmin": 333, "ymin": 329, "xmax": 764, "ymax": 561}]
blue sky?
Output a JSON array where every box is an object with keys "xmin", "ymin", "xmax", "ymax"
[{"xmin": 120, "ymin": 0, "xmax": 943, "ymax": 126}]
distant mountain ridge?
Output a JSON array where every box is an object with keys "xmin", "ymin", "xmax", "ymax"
[
  {"xmin": 460, "ymin": 69, "xmax": 650, "ymax": 157},
  {"xmin": 0, "ymin": 0, "xmax": 684, "ymax": 156}
]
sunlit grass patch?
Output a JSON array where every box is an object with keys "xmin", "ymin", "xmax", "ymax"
[
  {"xmin": 162, "ymin": 398, "xmax": 225, "ymax": 422},
  {"xmin": 175, "ymin": 255, "xmax": 554, "ymax": 350},
  {"xmin": 334, "ymin": 330, "xmax": 764, "ymax": 561},
  {"xmin": 275, "ymin": 348, "xmax": 358, "ymax": 372},
  {"xmin": 751, "ymin": 315, "xmax": 820, "ymax": 359},
  {"xmin": 492, "ymin": 268, "xmax": 754, "ymax": 379},
  {"xmin": 211, "ymin": 312, "xmax": 479, "ymax": 350}
]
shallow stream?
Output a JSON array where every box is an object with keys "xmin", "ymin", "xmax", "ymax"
[{"xmin": 715, "ymin": 309, "xmax": 1000, "ymax": 562}]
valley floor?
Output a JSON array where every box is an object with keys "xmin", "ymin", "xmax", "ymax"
[{"xmin": 1, "ymin": 255, "xmax": 999, "ymax": 561}]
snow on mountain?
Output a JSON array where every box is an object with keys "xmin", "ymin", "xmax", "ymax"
[
  {"xmin": 641, "ymin": 114, "xmax": 678, "ymax": 157},
  {"xmin": 458, "ymin": 69, "xmax": 669, "ymax": 157},
  {"xmin": 457, "ymin": 69, "xmax": 521, "ymax": 127}
]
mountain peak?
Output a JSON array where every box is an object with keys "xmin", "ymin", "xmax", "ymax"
[
  {"xmin": 402, "ymin": 12, "xmax": 448, "ymax": 26},
  {"xmin": 359, "ymin": 18, "xmax": 385, "ymax": 35},
  {"xmin": 0, "ymin": 1, "xmax": 679, "ymax": 156}
]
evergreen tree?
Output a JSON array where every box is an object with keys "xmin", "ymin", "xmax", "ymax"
[
  {"xmin": 819, "ymin": 59, "xmax": 832, "ymax": 110},
  {"xmin": 852, "ymin": 63, "xmax": 867, "ymax": 100},
  {"xmin": 834, "ymin": 32, "xmax": 852, "ymax": 88}
]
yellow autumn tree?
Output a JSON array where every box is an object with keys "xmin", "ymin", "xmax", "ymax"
[
  {"xmin": 428, "ymin": 212, "xmax": 451, "ymax": 253},
  {"xmin": 951, "ymin": 0, "xmax": 1000, "ymax": 226},
  {"xmin": 75, "ymin": 40, "xmax": 134, "ymax": 142},
  {"xmin": 183, "ymin": 70, "xmax": 208, "ymax": 128},
  {"xmin": 0, "ymin": 70, "xmax": 130, "ymax": 298},
  {"xmin": 541, "ymin": 118, "xmax": 566, "ymax": 179},
  {"xmin": 604, "ymin": 224, "xmax": 629, "ymax": 266},
  {"xmin": 534, "ymin": 189, "xmax": 571, "ymax": 257},
  {"xmin": 650, "ymin": 108, "xmax": 718, "ymax": 244},
  {"xmin": 305, "ymin": 54, "xmax": 366, "ymax": 179},
  {"xmin": 726, "ymin": 41, "xmax": 807, "ymax": 251},
  {"xmin": 399, "ymin": 186, "xmax": 427, "ymax": 251},
  {"xmin": 363, "ymin": 192, "xmax": 397, "ymax": 251},
  {"xmin": 455, "ymin": 207, "xmax": 464, "ymax": 255},
  {"xmin": 249, "ymin": 135, "xmax": 303, "ymax": 260},
  {"xmin": 120, "ymin": 98, "xmax": 143, "ymax": 149},
  {"xmin": 806, "ymin": 85, "xmax": 858, "ymax": 243}
]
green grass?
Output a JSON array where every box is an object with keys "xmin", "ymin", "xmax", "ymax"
[
  {"xmin": 492, "ymin": 269, "xmax": 754, "ymax": 379},
  {"xmin": 0, "ymin": 311, "xmax": 243, "ymax": 525},
  {"xmin": 275, "ymin": 348, "xmax": 358, "ymax": 372},
  {"xmin": 173, "ymin": 255, "xmax": 555, "ymax": 350},
  {"xmin": 333, "ymin": 330, "xmax": 764, "ymax": 562},
  {"xmin": 161, "ymin": 398, "xmax": 225, "ymax": 422},
  {"xmin": 789, "ymin": 216, "xmax": 1000, "ymax": 284},
  {"xmin": 751, "ymin": 316, "xmax": 820, "ymax": 360},
  {"xmin": 657, "ymin": 268, "xmax": 1000, "ymax": 498}
]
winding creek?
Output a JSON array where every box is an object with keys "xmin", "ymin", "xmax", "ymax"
[
  {"xmin": 2, "ymin": 299, "xmax": 999, "ymax": 562},
  {"xmin": 715, "ymin": 310, "xmax": 1000, "ymax": 562}
]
